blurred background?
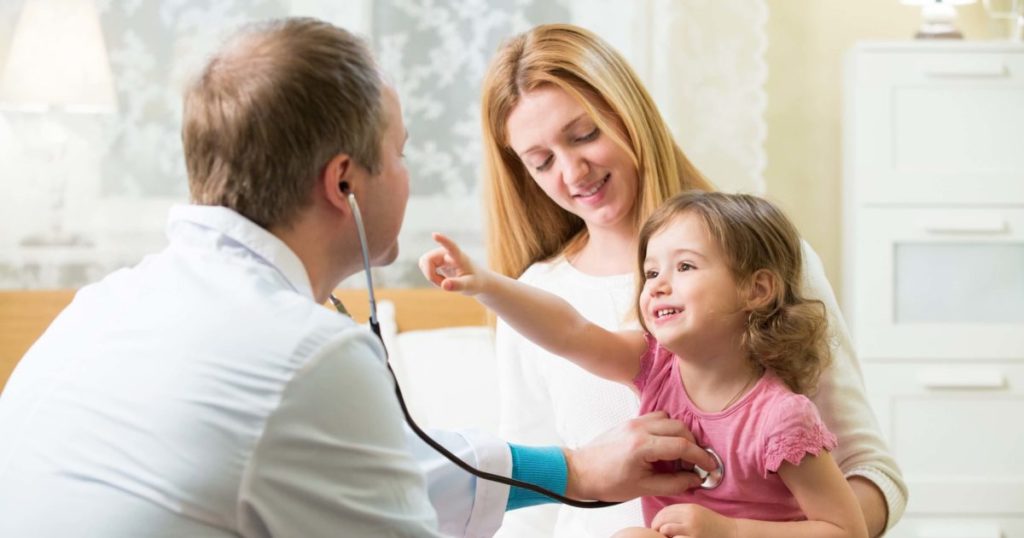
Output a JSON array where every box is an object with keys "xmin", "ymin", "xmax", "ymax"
[{"xmin": 0, "ymin": 0, "xmax": 1014, "ymax": 297}]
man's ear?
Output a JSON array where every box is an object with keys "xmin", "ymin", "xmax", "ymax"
[
  {"xmin": 745, "ymin": 269, "xmax": 777, "ymax": 311},
  {"xmin": 321, "ymin": 153, "xmax": 355, "ymax": 214}
]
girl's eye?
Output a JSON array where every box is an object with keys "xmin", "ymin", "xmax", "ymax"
[
  {"xmin": 534, "ymin": 154, "xmax": 554, "ymax": 172},
  {"xmin": 644, "ymin": 270, "xmax": 658, "ymax": 280},
  {"xmin": 677, "ymin": 262, "xmax": 695, "ymax": 272},
  {"xmin": 574, "ymin": 128, "xmax": 599, "ymax": 143}
]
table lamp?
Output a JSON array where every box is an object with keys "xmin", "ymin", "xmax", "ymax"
[
  {"xmin": 901, "ymin": 0, "xmax": 978, "ymax": 38},
  {"xmin": 0, "ymin": 0, "xmax": 118, "ymax": 246}
]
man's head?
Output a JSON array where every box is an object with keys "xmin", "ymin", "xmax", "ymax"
[{"xmin": 182, "ymin": 18, "xmax": 386, "ymax": 230}]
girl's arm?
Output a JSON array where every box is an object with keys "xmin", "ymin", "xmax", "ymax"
[
  {"xmin": 420, "ymin": 233, "xmax": 646, "ymax": 384},
  {"xmin": 746, "ymin": 452, "xmax": 868, "ymax": 538},
  {"xmin": 652, "ymin": 452, "xmax": 867, "ymax": 538}
]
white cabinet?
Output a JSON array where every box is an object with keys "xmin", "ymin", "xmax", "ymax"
[{"xmin": 843, "ymin": 42, "xmax": 1024, "ymax": 537}]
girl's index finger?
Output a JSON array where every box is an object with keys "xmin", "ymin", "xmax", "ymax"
[{"xmin": 431, "ymin": 232, "xmax": 462, "ymax": 257}]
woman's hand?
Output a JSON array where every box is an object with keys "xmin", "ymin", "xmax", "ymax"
[
  {"xmin": 418, "ymin": 232, "xmax": 491, "ymax": 295},
  {"xmin": 651, "ymin": 503, "xmax": 738, "ymax": 538}
]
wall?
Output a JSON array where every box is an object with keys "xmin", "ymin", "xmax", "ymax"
[{"xmin": 763, "ymin": 0, "xmax": 1006, "ymax": 305}]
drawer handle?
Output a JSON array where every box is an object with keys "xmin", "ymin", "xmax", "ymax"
[
  {"xmin": 918, "ymin": 369, "xmax": 1007, "ymax": 390},
  {"xmin": 914, "ymin": 521, "xmax": 1003, "ymax": 538},
  {"xmin": 920, "ymin": 218, "xmax": 1008, "ymax": 235},
  {"xmin": 925, "ymin": 62, "xmax": 1008, "ymax": 78}
]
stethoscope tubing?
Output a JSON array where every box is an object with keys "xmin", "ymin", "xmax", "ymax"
[
  {"xmin": 341, "ymin": 192, "xmax": 618, "ymax": 508},
  {"xmin": 337, "ymin": 192, "xmax": 725, "ymax": 507}
]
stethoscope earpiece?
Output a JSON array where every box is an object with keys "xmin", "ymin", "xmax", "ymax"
[{"xmin": 343, "ymin": 189, "xmax": 379, "ymax": 336}]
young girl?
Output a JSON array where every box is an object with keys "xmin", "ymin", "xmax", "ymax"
[{"xmin": 420, "ymin": 191, "xmax": 868, "ymax": 538}]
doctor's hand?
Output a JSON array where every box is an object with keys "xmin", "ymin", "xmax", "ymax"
[
  {"xmin": 419, "ymin": 232, "xmax": 493, "ymax": 296},
  {"xmin": 563, "ymin": 411, "xmax": 718, "ymax": 503}
]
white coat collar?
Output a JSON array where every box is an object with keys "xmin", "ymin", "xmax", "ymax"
[{"xmin": 166, "ymin": 204, "xmax": 314, "ymax": 299}]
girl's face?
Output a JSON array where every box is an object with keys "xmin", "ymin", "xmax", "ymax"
[
  {"xmin": 505, "ymin": 85, "xmax": 639, "ymax": 236},
  {"xmin": 639, "ymin": 212, "xmax": 748, "ymax": 352}
]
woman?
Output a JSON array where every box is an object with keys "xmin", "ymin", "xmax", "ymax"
[{"xmin": 480, "ymin": 23, "xmax": 906, "ymax": 537}]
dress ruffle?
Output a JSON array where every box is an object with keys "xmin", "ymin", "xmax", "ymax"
[{"xmin": 764, "ymin": 421, "xmax": 838, "ymax": 475}]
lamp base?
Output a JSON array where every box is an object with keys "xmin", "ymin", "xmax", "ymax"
[
  {"xmin": 913, "ymin": 2, "xmax": 966, "ymax": 39},
  {"xmin": 20, "ymin": 232, "xmax": 94, "ymax": 248},
  {"xmin": 915, "ymin": 25, "xmax": 965, "ymax": 39}
]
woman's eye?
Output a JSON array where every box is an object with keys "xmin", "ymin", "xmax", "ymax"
[
  {"xmin": 574, "ymin": 128, "xmax": 599, "ymax": 143},
  {"xmin": 677, "ymin": 262, "xmax": 695, "ymax": 272},
  {"xmin": 534, "ymin": 154, "xmax": 554, "ymax": 172}
]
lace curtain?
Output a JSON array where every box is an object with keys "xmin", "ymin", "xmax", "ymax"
[{"xmin": 0, "ymin": 0, "xmax": 765, "ymax": 288}]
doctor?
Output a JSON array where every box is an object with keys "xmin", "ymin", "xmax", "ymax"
[{"xmin": 0, "ymin": 17, "xmax": 715, "ymax": 537}]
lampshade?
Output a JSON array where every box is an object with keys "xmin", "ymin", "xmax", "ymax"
[{"xmin": 0, "ymin": 0, "xmax": 118, "ymax": 113}]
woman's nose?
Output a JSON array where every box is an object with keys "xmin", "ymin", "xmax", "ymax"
[{"xmin": 560, "ymin": 152, "xmax": 590, "ymax": 184}]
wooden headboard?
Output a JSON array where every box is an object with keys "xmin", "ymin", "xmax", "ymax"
[{"xmin": 0, "ymin": 288, "xmax": 486, "ymax": 393}]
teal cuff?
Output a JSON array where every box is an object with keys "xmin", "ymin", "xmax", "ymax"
[{"xmin": 505, "ymin": 444, "xmax": 568, "ymax": 510}]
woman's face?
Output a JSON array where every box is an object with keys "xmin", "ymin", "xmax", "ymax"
[{"xmin": 505, "ymin": 85, "xmax": 639, "ymax": 235}]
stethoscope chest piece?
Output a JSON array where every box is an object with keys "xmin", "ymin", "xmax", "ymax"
[{"xmin": 695, "ymin": 447, "xmax": 725, "ymax": 489}]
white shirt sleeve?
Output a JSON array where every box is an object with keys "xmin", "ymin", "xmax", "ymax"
[
  {"xmin": 237, "ymin": 330, "xmax": 442, "ymax": 537},
  {"xmin": 409, "ymin": 427, "xmax": 512, "ymax": 538},
  {"xmin": 800, "ymin": 241, "xmax": 909, "ymax": 531}
]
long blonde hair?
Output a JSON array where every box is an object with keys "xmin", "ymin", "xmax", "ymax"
[
  {"xmin": 636, "ymin": 192, "xmax": 831, "ymax": 395},
  {"xmin": 481, "ymin": 23, "xmax": 712, "ymax": 278}
]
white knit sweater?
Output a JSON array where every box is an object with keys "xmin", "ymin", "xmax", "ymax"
[{"xmin": 493, "ymin": 242, "xmax": 907, "ymax": 537}]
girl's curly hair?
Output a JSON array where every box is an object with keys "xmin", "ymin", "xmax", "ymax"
[{"xmin": 635, "ymin": 191, "xmax": 830, "ymax": 395}]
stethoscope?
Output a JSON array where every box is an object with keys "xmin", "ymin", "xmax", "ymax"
[{"xmin": 330, "ymin": 190, "xmax": 724, "ymax": 508}]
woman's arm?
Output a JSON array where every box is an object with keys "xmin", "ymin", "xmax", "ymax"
[
  {"xmin": 421, "ymin": 233, "xmax": 646, "ymax": 384},
  {"xmin": 650, "ymin": 453, "xmax": 868, "ymax": 538},
  {"xmin": 849, "ymin": 476, "xmax": 889, "ymax": 538},
  {"xmin": 798, "ymin": 241, "xmax": 907, "ymax": 535}
]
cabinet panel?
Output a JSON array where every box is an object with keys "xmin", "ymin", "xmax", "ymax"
[
  {"xmin": 851, "ymin": 207, "xmax": 1024, "ymax": 359},
  {"xmin": 889, "ymin": 516, "xmax": 1024, "ymax": 538},
  {"xmin": 893, "ymin": 87, "xmax": 1024, "ymax": 175},
  {"xmin": 862, "ymin": 362, "xmax": 1024, "ymax": 515},
  {"xmin": 848, "ymin": 47, "xmax": 1024, "ymax": 205}
]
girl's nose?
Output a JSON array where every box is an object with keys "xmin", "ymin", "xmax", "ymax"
[{"xmin": 647, "ymin": 275, "xmax": 669, "ymax": 296}]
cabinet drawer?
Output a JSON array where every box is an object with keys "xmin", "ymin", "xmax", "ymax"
[
  {"xmin": 849, "ymin": 207, "xmax": 1024, "ymax": 360},
  {"xmin": 889, "ymin": 516, "xmax": 1024, "ymax": 538},
  {"xmin": 846, "ymin": 46, "xmax": 1024, "ymax": 205},
  {"xmin": 862, "ymin": 361, "xmax": 1024, "ymax": 515}
]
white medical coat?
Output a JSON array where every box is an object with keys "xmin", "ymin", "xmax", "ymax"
[{"xmin": 0, "ymin": 205, "xmax": 512, "ymax": 537}]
